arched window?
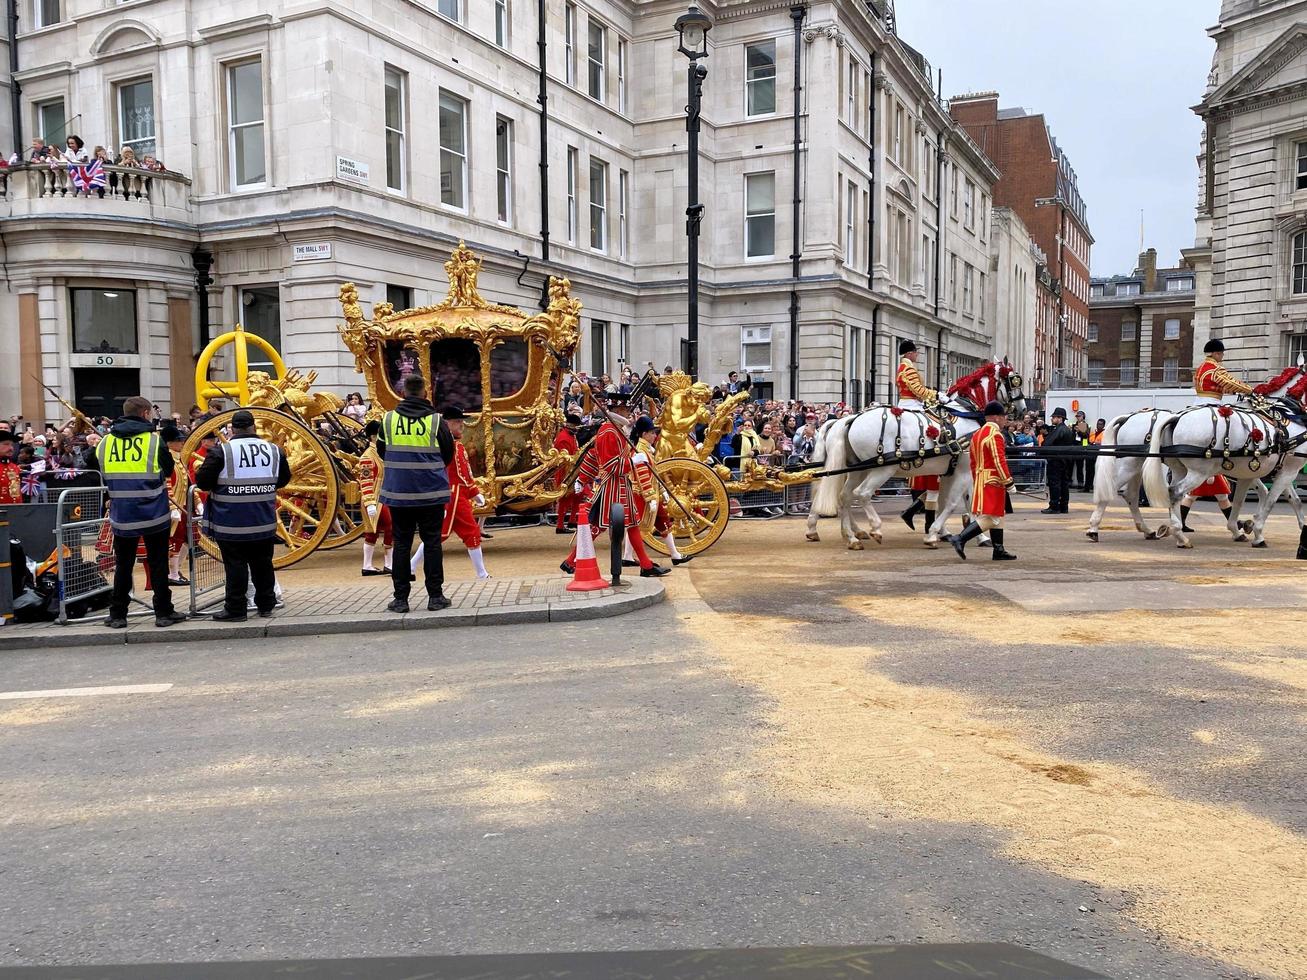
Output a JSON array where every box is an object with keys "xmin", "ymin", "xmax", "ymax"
[{"xmin": 1293, "ymin": 230, "xmax": 1307, "ymax": 296}]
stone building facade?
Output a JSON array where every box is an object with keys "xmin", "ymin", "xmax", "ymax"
[
  {"xmin": 949, "ymin": 92, "xmax": 1093, "ymax": 395},
  {"xmin": 0, "ymin": 0, "xmax": 1022, "ymax": 421},
  {"xmin": 1088, "ymin": 248, "xmax": 1198, "ymax": 389},
  {"xmin": 1191, "ymin": 0, "xmax": 1307, "ymax": 377}
]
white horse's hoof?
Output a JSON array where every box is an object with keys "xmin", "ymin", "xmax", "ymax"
[
  {"xmin": 805, "ymin": 532, "xmax": 820, "ymax": 542},
  {"xmin": 848, "ymin": 540, "xmax": 864, "ymax": 551},
  {"xmin": 870, "ymin": 531, "xmax": 883, "ymax": 545},
  {"xmin": 1143, "ymin": 531, "xmax": 1157, "ymax": 541},
  {"xmin": 923, "ymin": 539, "xmax": 938, "ymax": 549},
  {"xmin": 1233, "ymin": 532, "xmax": 1248, "ymax": 543},
  {"xmin": 854, "ymin": 530, "xmax": 871, "ymax": 541},
  {"xmin": 1251, "ymin": 540, "xmax": 1268, "ymax": 549},
  {"xmin": 1238, "ymin": 519, "xmax": 1254, "ymax": 534},
  {"xmin": 1086, "ymin": 531, "xmax": 1099, "ymax": 542},
  {"xmin": 1154, "ymin": 525, "xmax": 1170, "ymax": 539},
  {"xmin": 1177, "ymin": 540, "xmax": 1194, "ymax": 550}
]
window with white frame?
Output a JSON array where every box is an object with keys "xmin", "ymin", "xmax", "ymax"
[
  {"xmin": 979, "ymin": 272, "xmax": 987, "ymax": 320},
  {"xmin": 897, "ymin": 211, "xmax": 910, "ymax": 284},
  {"xmin": 619, "ymin": 323, "xmax": 630, "ymax": 363},
  {"xmin": 1122, "ymin": 319, "xmax": 1137, "ymax": 341},
  {"xmin": 495, "ymin": 116, "xmax": 513, "ymax": 223},
  {"xmin": 893, "ymin": 105, "xmax": 904, "ymax": 162},
  {"xmin": 1167, "ymin": 276, "xmax": 1194, "ymax": 291},
  {"xmin": 846, "ymin": 59, "xmax": 857, "ymax": 127},
  {"xmin": 1163, "ymin": 356, "xmax": 1179, "ymax": 384},
  {"xmin": 1296, "ymin": 141, "xmax": 1307, "ymax": 192},
  {"xmin": 1290, "ymin": 331, "xmax": 1307, "ymax": 364},
  {"xmin": 438, "ymin": 91, "xmax": 467, "ymax": 209},
  {"xmin": 741, "ymin": 325, "xmax": 772, "ymax": 371},
  {"xmin": 35, "ymin": 99, "xmax": 64, "ymax": 145},
  {"xmin": 566, "ymin": 146, "xmax": 578, "ymax": 242},
  {"xmin": 1091, "ymin": 283, "xmax": 1103, "ymax": 297},
  {"xmin": 1088, "ymin": 359, "xmax": 1104, "ymax": 384},
  {"xmin": 384, "ymin": 67, "xmax": 406, "ymax": 192},
  {"xmin": 590, "ymin": 320, "xmax": 609, "ymax": 377},
  {"xmin": 437, "ymin": 0, "xmax": 459, "ymax": 21},
  {"xmin": 227, "ymin": 59, "xmax": 266, "ymax": 188},
  {"xmin": 117, "ymin": 79, "xmax": 155, "ymax": 159},
  {"xmin": 963, "ymin": 179, "xmax": 975, "ymax": 228},
  {"xmin": 589, "ymin": 157, "xmax": 607, "ymax": 251},
  {"xmin": 844, "ymin": 181, "xmax": 857, "ymax": 267},
  {"xmin": 1120, "ymin": 357, "xmax": 1137, "ymax": 385},
  {"xmin": 1293, "ymin": 230, "xmax": 1307, "ymax": 295},
  {"xmin": 1117, "ymin": 281, "xmax": 1141, "ymax": 296},
  {"xmin": 617, "ymin": 38, "xmax": 628, "ymax": 113},
  {"xmin": 587, "ymin": 20, "xmax": 606, "ymax": 101},
  {"xmin": 949, "ymin": 253, "xmax": 958, "ymax": 307},
  {"xmin": 495, "ymin": 0, "xmax": 509, "ymax": 47},
  {"xmin": 745, "ymin": 172, "xmax": 775, "ymax": 258},
  {"xmin": 962, "ymin": 263, "xmax": 974, "ymax": 314},
  {"xmin": 1164, "ymin": 318, "xmax": 1180, "ymax": 340},
  {"xmin": 745, "ymin": 41, "xmax": 776, "ymax": 116},
  {"xmin": 33, "ymin": 0, "xmax": 59, "ymax": 28},
  {"xmin": 1087, "ymin": 321, "xmax": 1098, "ymax": 342},
  {"xmin": 949, "ymin": 164, "xmax": 958, "ymax": 215},
  {"xmin": 980, "ymin": 194, "xmax": 989, "ymax": 239},
  {"xmin": 618, "ymin": 169, "xmax": 629, "ymax": 259},
  {"xmin": 564, "ymin": 3, "xmax": 577, "ymax": 86}
]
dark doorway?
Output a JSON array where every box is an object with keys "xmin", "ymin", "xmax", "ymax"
[{"xmin": 73, "ymin": 368, "xmax": 140, "ymax": 420}]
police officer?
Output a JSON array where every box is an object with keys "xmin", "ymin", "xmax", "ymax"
[
  {"xmin": 1041, "ymin": 407, "xmax": 1075, "ymax": 514},
  {"xmin": 377, "ymin": 373, "xmax": 455, "ymax": 612},
  {"xmin": 87, "ymin": 395, "xmax": 187, "ymax": 629},
  {"xmin": 194, "ymin": 410, "xmax": 292, "ymax": 621}
]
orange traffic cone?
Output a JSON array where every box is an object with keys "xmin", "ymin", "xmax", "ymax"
[{"xmin": 566, "ymin": 507, "xmax": 610, "ymax": 592}]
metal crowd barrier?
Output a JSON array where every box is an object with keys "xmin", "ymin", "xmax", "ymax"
[
  {"xmin": 1011, "ymin": 459, "xmax": 1048, "ymax": 495},
  {"xmin": 722, "ymin": 455, "xmax": 788, "ymax": 518},
  {"xmin": 0, "ymin": 508, "xmax": 13, "ymax": 627},
  {"xmin": 53, "ymin": 486, "xmax": 114, "ymax": 625},
  {"xmin": 186, "ymin": 486, "xmax": 226, "ymax": 616}
]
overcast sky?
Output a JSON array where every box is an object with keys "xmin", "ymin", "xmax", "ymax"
[{"xmin": 895, "ymin": 0, "xmax": 1217, "ymax": 277}]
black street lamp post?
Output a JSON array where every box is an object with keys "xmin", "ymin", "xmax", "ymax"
[{"xmin": 675, "ymin": 5, "xmax": 712, "ymax": 379}]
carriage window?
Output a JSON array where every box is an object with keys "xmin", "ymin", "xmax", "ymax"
[
  {"xmin": 384, "ymin": 341, "xmax": 423, "ymax": 398},
  {"xmin": 430, "ymin": 338, "xmax": 483, "ymax": 412},
  {"xmin": 490, "ymin": 339, "xmax": 529, "ymax": 399}
]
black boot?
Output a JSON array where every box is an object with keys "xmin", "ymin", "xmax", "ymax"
[
  {"xmin": 900, "ymin": 494, "xmax": 926, "ymax": 530},
  {"xmin": 1298, "ymin": 526, "xmax": 1307, "ymax": 560},
  {"xmin": 991, "ymin": 528, "xmax": 1017, "ymax": 561},
  {"xmin": 1180, "ymin": 505, "xmax": 1193, "ymax": 533},
  {"xmin": 922, "ymin": 509, "xmax": 936, "ymax": 536},
  {"xmin": 945, "ymin": 520, "xmax": 985, "ymax": 561}
]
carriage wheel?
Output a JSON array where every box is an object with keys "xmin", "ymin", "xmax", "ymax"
[
  {"xmin": 317, "ymin": 413, "xmax": 368, "ymax": 552},
  {"xmin": 180, "ymin": 407, "xmax": 340, "ymax": 570},
  {"xmin": 647, "ymin": 456, "xmax": 730, "ymax": 558}
]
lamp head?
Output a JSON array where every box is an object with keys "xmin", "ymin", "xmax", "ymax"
[{"xmin": 675, "ymin": 5, "xmax": 712, "ymax": 60}]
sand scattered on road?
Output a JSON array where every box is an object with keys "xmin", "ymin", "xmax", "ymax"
[
  {"xmin": 0, "ymin": 700, "xmax": 83, "ymax": 727},
  {"xmin": 667, "ymin": 578, "xmax": 1307, "ymax": 979},
  {"xmin": 345, "ymin": 687, "xmax": 461, "ymax": 718}
]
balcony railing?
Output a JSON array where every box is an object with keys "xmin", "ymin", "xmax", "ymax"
[{"xmin": 0, "ymin": 163, "xmax": 192, "ymax": 221}]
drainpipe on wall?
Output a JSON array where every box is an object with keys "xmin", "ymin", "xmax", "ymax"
[
  {"xmin": 192, "ymin": 248, "xmax": 214, "ymax": 348},
  {"xmin": 7, "ymin": 0, "xmax": 21, "ymax": 152},
  {"xmin": 869, "ymin": 304, "xmax": 879, "ymax": 400},
  {"xmin": 536, "ymin": 0, "xmax": 551, "ymax": 266},
  {"xmin": 787, "ymin": 4, "xmax": 805, "ymax": 400},
  {"xmin": 934, "ymin": 129, "xmax": 945, "ymax": 389},
  {"xmin": 866, "ymin": 54, "xmax": 876, "ymax": 399}
]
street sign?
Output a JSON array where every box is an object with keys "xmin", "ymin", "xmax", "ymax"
[
  {"xmin": 292, "ymin": 242, "xmax": 333, "ymax": 263},
  {"xmin": 335, "ymin": 155, "xmax": 369, "ymax": 184}
]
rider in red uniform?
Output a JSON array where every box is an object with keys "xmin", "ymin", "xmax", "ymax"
[
  {"xmin": 1185, "ymin": 338, "xmax": 1254, "ymax": 531},
  {"xmin": 945, "ymin": 401, "xmax": 1016, "ymax": 561},
  {"xmin": 552, "ymin": 413, "xmax": 582, "ymax": 534},
  {"xmin": 895, "ymin": 340, "xmax": 941, "ymax": 532}
]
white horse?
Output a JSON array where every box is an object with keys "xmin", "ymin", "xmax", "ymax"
[
  {"xmin": 1233, "ymin": 372, "xmax": 1307, "ymax": 548},
  {"xmin": 1085, "ymin": 409, "xmax": 1174, "ymax": 543},
  {"xmin": 805, "ymin": 361, "xmax": 1027, "ymax": 550},
  {"xmin": 1143, "ymin": 366, "xmax": 1307, "ymax": 549}
]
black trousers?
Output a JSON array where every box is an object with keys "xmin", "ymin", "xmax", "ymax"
[
  {"xmin": 1072, "ymin": 456, "xmax": 1086, "ymax": 489},
  {"xmin": 1083, "ymin": 455, "xmax": 1097, "ymax": 492},
  {"xmin": 1047, "ymin": 462, "xmax": 1070, "ymax": 511},
  {"xmin": 217, "ymin": 538, "xmax": 277, "ymax": 616},
  {"xmin": 391, "ymin": 504, "xmax": 445, "ymax": 600},
  {"xmin": 111, "ymin": 528, "xmax": 173, "ymax": 619}
]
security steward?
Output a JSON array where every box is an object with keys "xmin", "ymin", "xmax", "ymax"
[
  {"xmin": 194, "ymin": 410, "xmax": 292, "ymax": 621},
  {"xmin": 87, "ymin": 395, "xmax": 187, "ymax": 629},
  {"xmin": 377, "ymin": 373, "xmax": 456, "ymax": 613}
]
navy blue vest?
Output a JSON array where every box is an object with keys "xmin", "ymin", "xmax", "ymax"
[
  {"xmin": 379, "ymin": 411, "xmax": 450, "ymax": 507},
  {"xmin": 206, "ymin": 438, "xmax": 282, "ymax": 542}
]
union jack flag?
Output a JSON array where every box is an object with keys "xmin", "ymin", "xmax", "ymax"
[
  {"xmin": 71, "ymin": 159, "xmax": 107, "ymax": 193},
  {"xmin": 20, "ymin": 471, "xmax": 42, "ymax": 498}
]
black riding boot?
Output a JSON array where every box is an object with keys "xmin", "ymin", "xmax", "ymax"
[
  {"xmin": 1180, "ymin": 505, "xmax": 1193, "ymax": 533},
  {"xmin": 1298, "ymin": 526, "xmax": 1307, "ymax": 560},
  {"xmin": 900, "ymin": 495, "xmax": 927, "ymax": 530},
  {"xmin": 946, "ymin": 520, "xmax": 985, "ymax": 561},
  {"xmin": 991, "ymin": 528, "xmax": 1017, "ymax": 561},
  {"xmin": 922, "ymin": 509, "xmax": 936, "ymax": 536}
]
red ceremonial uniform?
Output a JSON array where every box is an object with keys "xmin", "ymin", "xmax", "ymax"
[
  {"xmin": 631, "ymin": 442, "xmax": 671, "ymax": 536},
  {"xmin": 552, "ymin": 427, "xmax": 580, "ymax": 529},
  {"xmin": 897, "ymin": 357, "xmax": 940, "ymax": 492},
  {"xmin": 441, "ymin": 441, "xmax": 482, "ymax": 548},
  {"xmin": 575, "ymin": 420, "xmax": 652, "ymax": 532},
  {"xmin": 969, "ymin": 421, "xmax": 1012, "ymax": 518},
  {"xmin": 1194, "ymin": 356, "xmax": 1253, "ymax": 398},
  {"xmin": 0, "ymin": 460, "xmax": 21, "ymax": 505},
  {"xmin": 356, "ymin": 450, "xmax": 393, "ymax": 546},
  {"xmin": 1191, "ymin": 474, "xmax": 1232, "ymax": 498}
]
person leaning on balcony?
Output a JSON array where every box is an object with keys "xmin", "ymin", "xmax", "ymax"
[
  {"xmin": 141, "ymin": 154, "xmax": 166, "ymax": 173},
  {"xmin": 26, "ymin": 137, "xmax": 52, "ymax": 162},
  {"xmin": 53, "ymin": 135, "xmax": 89, "ymax": 166},
  {"xmin": 118, "ymin": 146, "xmax": 142, "ymax": 169}
]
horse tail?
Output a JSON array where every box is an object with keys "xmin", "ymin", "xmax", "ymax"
[
  {"xmin": 1142, "ymin": 415, "xmax": 1172, "ymax": 511},
  {"xmin": 810, "ymin": 418, "xmax": 835, "ymax": 467},
  {"xmin": 1091, "ymin": 414, "xmax": 1125, "ymax": 506},
  {"xmin": 811, "ymin": 417, "xmax": 853, "ymax": 518}
]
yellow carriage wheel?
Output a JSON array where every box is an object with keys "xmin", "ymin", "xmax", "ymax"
[
  {"xmin": 180, "ymin": 407, "xmax": 340, "ymax": 570},
  {"xmin": 646, "ymin": 456, "xmax": 730, "ymax": 558},
  {"xmin": 193, "ymin": 324, "xmax": 288, "ymax": 410},
  {"xmin": 317, "ymin": 413, "xmax": 368, "ymax": 552}
]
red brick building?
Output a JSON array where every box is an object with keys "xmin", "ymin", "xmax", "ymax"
[
  {"xmin": 1088, "ymin": 248, "xmax": 1198, "ymax": 388},
  {"xmin": 949, "ymin": 93, "xmax": 1093, "ymax": 397}
]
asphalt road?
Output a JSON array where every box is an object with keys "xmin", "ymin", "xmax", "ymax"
[{"xmin": 2, "ymin": 501, "xmax": 1302, "ymax": 979}]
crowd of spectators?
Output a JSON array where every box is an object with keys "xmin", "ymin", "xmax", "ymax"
[{"xmin": 6, "ymin": 135, "xmax": 168, "ymax": 173}]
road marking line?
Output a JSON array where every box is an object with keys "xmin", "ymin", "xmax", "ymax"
[{"xmin": 0, "ymin": 684, "xmax": 173, "ymax": 701}]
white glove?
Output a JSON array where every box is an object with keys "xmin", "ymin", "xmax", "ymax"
[
  {"xmin": 170, "ymin": 509, "xmax": 181, "ymax": 522},
  {"xmin": 574, "ymin": 481, "xmax": 583, "ymax": 494},
  {"xmin": 474, "ymin": 494, "xmax": 486, "ymax": 507},
  {"xmin": 366, "ymin": 504, "xmax": 378, "ymax": 520},
  {"xmin": 195, "ymin": 501, "xmax": 204, "ymax": 517}
]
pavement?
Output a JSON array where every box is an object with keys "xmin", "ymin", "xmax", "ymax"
[{"xmin": 0, "ymin": 496, "xmax": 1303, "ymax": 980}]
